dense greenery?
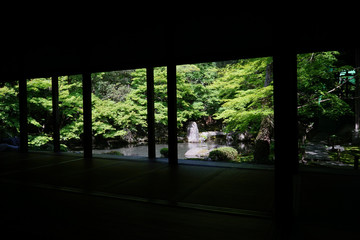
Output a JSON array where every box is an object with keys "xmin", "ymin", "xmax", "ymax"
[
  {"xmin": 297, "ymin": 52, "xmax": 357, "ymax": 163},
  {"xmin": 0, "ymin": 57, "xmax": 274, "ymax": 150},
  {"xmin": 0, "ymin": 52, "xmax": 356, "ymax": 163},
  {"xmin": 297, "ymin": 53, "xmax": 355, "ymax": 140},
  {"xmin": 297, "ymin": 52, "xmax": 353, "ymax": 123},
  {"xmin": 212, "ymin": 58, "xmax": 273, "ymax": 134}
]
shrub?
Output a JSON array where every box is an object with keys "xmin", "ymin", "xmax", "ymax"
[
  {"xmin": 105, "ymin": 151, "xmax": 124, "ymax": 156},
  {"xmin": 60, "ymin": 144, "xmax": 68, "ymax": 152},
  {"xmin": 209, "ymin": 147, "xmax": 238, "ymax": 161},
  {"xmin": 160, "ymin": 148, "xmax": 169, "ymax": 157}
]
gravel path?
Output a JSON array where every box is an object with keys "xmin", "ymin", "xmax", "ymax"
[{"xmin": 304, "ymin": 142, "xmax": 353, "ymax": 168}]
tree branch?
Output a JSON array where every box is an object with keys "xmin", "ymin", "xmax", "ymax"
[
  {"xmin": 327, "ymin": 77, "xmax": 351, "ymax": 94},
  {"xmin": 297, "ymin": 98, "xmax": 330, "ymax": 109},
  {"xmin": 298, "ymin": 76, "xmax": 351, "ymax": 109}
]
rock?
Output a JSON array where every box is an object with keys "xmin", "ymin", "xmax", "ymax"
[
  {"xmin": 305, "ymin": 142, "xmax": 329, "ymax": 161},
  {"xmin": 326, "ymin": 145, "xmax": 345, "ymax": 152},
  {"xmin": 187, "ymin": 121, "xmax": 200, "ymax": 143},
  {"xmin": 199, "ymin": 131, "xmax": 226, "ymax": 142},
  {"xmin": 184, "ymin": 148, "xmax": 211, "ymax": 159}
]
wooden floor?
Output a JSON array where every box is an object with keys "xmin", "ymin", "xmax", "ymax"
[
  {"xmin": 1, "ymin": 152, "xmax": 360, "ymax": 239},
  {"xmin": 295, "ymin": 168, "xmax": 360, "ymax": 240},
  {"xmin": 0, "ymin": 152, "xmax": 275, "ymax": 239}
]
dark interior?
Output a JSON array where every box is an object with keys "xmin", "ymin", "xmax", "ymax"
[{"xmin": 1, "ymin": 14, "xmax": 359, "ymax": 239}]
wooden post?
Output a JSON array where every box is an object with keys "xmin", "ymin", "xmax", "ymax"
[
  {"xmin": 273, "ymin": 52, "xmax": 298, "ymax": 238},
  {"xmin": 52, "ymin": 75, "xmax": 60, "ymax": 152},
  {"xmin": 82, "ymin": 73, "xmax": 92, "ymax": 158},
  {"xmin": 353, "ymin": 48, "xmax": 360, "ymax": 145},
  {"xmin": 167, "ymin": 63, "xmax": 178, "ymax": 165},
  {"xmin": 19, "ymin": 78, "xmax": 28, "ymax": 153},
  {"xmin": 147, "ymin": 66, "xmax": 156, "ymax": 159},
  {"xmin": 349, "ymin": 150, "xmax": 360, "ymax": 170},
  {"xmin": 354, "ymin": 156, "xmax": 359, "ymax": 170}
]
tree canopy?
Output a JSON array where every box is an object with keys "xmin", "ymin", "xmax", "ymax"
[
  {"xmin": 0, "ymin": 52, "xmax": 356, "ymax": 153},
  {"xmin": 297, "ymin": 52, "xmax": 354, "ymax": 124}
]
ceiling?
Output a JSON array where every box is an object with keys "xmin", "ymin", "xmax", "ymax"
[{"xmin": 1, "ymin": 14, "xmax": 358, "ymax": 82}]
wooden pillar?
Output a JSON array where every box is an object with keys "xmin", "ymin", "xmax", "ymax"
[
  {"xmin": 82, "ymin": 73, "xmax": 92, "ymax": 158},
  {"xmin": 147, "ymin": 66, "xmax": 156, "ymax": 159},
  {"xmin": 167, "ymin": 63, "xmax": 178, "ymax": 165},
  {"xmin": 19, "ymin": 78, "xmax": 28, "ymax": 153},
  {"xmin": 353, "ymin": 48, "xmax": 360, "ymax": 144},
  {"xmin": 52, "ymin": 75, "xmax": 60, "ymax": 152},
  {"xmin": 273, "ymin": 52, "xmax": 298, "ymax": 238}
]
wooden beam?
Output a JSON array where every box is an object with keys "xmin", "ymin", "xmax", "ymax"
[
  {"xmin": 52, "ymin": 75, "xmax": 60, "ymax": 152},
  {"xmin": 147, "ymin": 67, "xmax": 156, "ymax": 159},
  {"xmin": 19, "ymin": 78, "xmax": 28, "ymax": 153},
  {"xmin": 82, "ymin": 73, "xmax": 92, "ymax": 158}
]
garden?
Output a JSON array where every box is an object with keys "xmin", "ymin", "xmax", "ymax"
[{"xmin": 0, "ymin": 51, "xmax": 359, "ymax": 167}]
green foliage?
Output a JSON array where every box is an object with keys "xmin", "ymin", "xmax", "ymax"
[
  {"xmin": 104, "ymin": 151, "xmax": 124, "ymax": 156},
  {"xmin": 28, "ymin": 135, "xmax": 53, "ymax": 149},
  {"xmin": 1, "ymin": 51, "xmax": 353, "ymax": 153},
  {"xmin": 209, "ymin": 147, "xmax": 238, "ymax": 161},
  {"xmin": 176, "ymin": 65, "xmax": 207, "ymax": 126},
  {"xmin": 0, "ymin": 82, "xmax": 20, "ymax": 137},
  {"xmin": 92, "ymin": 96, "xmax": 127, "ymax": 138},
  {"xmin": 209, "ymin": 58, "xmax": 271, "ymax": 100},
  {"xmin": 26, "ymin": 78, "xmax": 53, "ymax": 149},
  {"xmin": 160, "ymin": 147, "xmax": 169, "ymax": 157},
  {"xmin": 58, "ymin": 75, "xmax": 83, "ymax": 143},
  {"xmin": 91, "ymin": 71, "xmax": 132, "ymax": 102},
  {"xmin": 216, "ymin": 86, "xmax": 273, "ymax": 133},
  {"xmin": 123, "ymin": 66, "xmax": 211, "ymax": 130},
  {"xmin": 327, "ymin": 145, "xmax": 360, "ymax": 164},
  {"xmin": 297, "ymin": 51, "xmax": 353, "ymax": 123},
  {"xmin": 0, "ymin": 58, "xmax": 274, "ymax": 149},
  {"xmin": 213, "ymin": 57, "xmax": 274, "ymax": 134}
]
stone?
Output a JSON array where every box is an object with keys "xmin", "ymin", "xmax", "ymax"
[
  {"xmin": 184, "ymin": 148, "xmax": 211, "ymax": 159},
  {"xmin": 187, "ymin": 121, "xmax": 200, "ymax": 143}
]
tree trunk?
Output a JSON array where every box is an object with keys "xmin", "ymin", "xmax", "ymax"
[
  {"xmin": 254, "ymin": 62, "xmax": 274, "ymax": 163},
  {"xmin": 254, "ymin": 115, "xmax": 274, "ymax": 163},
  {"xmin": 264, "ymin": 62, "xmax": 273, "ymax": 87}
]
